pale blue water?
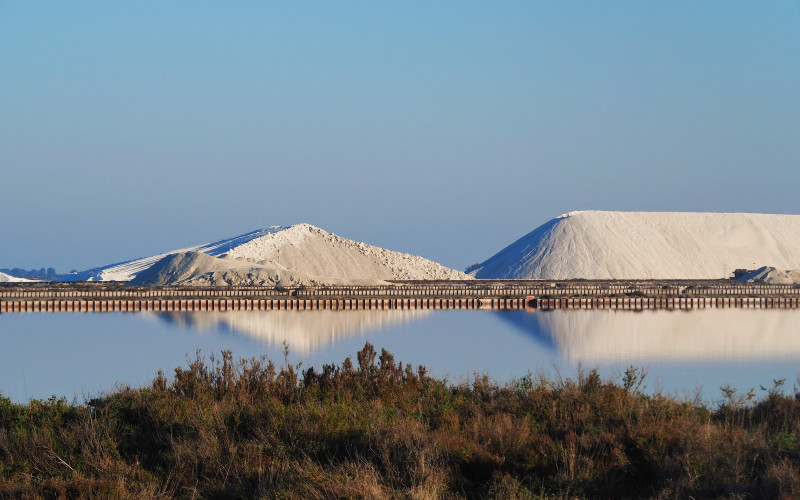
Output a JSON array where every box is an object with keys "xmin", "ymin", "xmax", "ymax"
[{"xmin": 1, "ymin": 309, "xmax": 799, "ymax": 404}]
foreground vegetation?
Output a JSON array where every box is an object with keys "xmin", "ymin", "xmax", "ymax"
[{"xmin": 2, "ymin": 345, "xmax": 800, "ymax": 499}]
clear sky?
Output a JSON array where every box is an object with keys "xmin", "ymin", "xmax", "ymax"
[{"xmin": 2, "ymin": 1, "xmax": 799, "ymax": 272}]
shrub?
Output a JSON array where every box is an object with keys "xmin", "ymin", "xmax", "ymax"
[{"xmin": 1, "ymin": 343, "xmax": 800, "ymax": 498}]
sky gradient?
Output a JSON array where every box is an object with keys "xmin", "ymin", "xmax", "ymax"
[{"xmin": 2, "ymin": 1, "xmax": 799, "ymax": 272}]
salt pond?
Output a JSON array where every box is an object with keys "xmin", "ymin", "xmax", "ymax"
[{"xmin": 1, "ymin": 309, "xmax": 799, "ymax": 403}]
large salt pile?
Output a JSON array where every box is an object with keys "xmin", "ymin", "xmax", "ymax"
[
  {"xmin": 472, "ymin": 211, "xmax": 800, "ymax": 279},
  {"xmin": 70, "ymin": 223, "xmax": 469, "ymax": 284}
]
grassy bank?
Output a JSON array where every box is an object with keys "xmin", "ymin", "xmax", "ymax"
[{"xmin": 1, "ymin": 344, "xmax": 799, "ymax": 499}]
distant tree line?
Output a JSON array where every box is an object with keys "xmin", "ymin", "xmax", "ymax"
[
  {"xmin": 464, "ymin": 262, "xmax": 481, "ymax": 273},
  {"xmin": 0, "ymin": 267, "xmax": 71, "ymax": 280}
]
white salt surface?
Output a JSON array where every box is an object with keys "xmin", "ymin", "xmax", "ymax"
[
  {"xmin": 69, "ymin": 224, "xmax": 468, "ymax": 283},
  {"xmin": 474, "ymin": 211, "xmax": 800, "ymax": 279},
  {"xmin": 224, "ymin": 224, "xmax": 468, "ymax": 281},
  {"xmin": 128, "ymin": 251, "xmax": 390, "ymax": 287},
  {"xmin": 0, "ymin": 272, "xmax": 36, "ymax": 283}
]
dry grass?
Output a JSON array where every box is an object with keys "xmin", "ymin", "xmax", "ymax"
[{"xmin": 1, "ymin": 343, "xmax": 800, "ymax": 499}]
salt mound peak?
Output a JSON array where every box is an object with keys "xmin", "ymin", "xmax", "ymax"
[
  {"xmin": 70, "ymin": 223, "xmax": 468, "ymax": 282},
  {"xmin": 473, "ymin": 211, "xmax": 800, "ymax": 279}
]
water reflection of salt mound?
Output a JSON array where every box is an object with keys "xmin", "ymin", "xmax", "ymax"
[
  {"xmin": 151, "ymin": 310, "xmax": 431, "ymax": 352},
  {"xmin": 530, "ymin": 309, "xmax": 800, "ymax": 362}
]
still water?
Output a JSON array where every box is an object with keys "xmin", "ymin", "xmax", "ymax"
[{"xmin": 1, "ymin": 309, "xmax": 799, "ymax": 403}]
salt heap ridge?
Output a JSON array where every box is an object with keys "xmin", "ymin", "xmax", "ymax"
[{"xmin": 473, "ymin": 211, "xmax": 800, "ymax": 279}]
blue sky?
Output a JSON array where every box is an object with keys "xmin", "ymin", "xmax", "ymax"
[{"xmin": 2, "ymin": 1, "xmax": 799, "ymax": 272}]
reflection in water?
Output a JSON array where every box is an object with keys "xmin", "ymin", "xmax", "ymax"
[
  {"xmin": 5, "ymin": 309, "xmax": 800, "ymax": 402},
  {"xmin": 147, "ymin": 310, "xmax": 431, "ymax": 352},
  {"xmin": 501, "ymin": 309, "xmax": 800, "ymax": 362}
]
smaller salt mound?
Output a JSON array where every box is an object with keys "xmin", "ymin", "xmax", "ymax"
[
  {"xmin": 0, "ymin": 272, "xmax": 36, "ymax": 283},
  {"xmin": 737, "ymin": 266, "xmax": 800, "ymax": 285},
  {"xmin": 67, "ymin": 223, "xmax": 468, "ymax": 282},
  {"xmin": 129, "ymin": 252, "xmax": 389, "ymax": 287}
]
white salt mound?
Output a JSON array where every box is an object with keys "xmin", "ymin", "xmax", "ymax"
[
  {"xmin": 0, "ymin": 272, "xmax": 36, "ymax": 283},
  {"xmin": 473, "ymin": 211, "xmax": 800, "ymax": 280},
  {"xmin": 737, "ymin": 266, "xmax": 800, "ymax": 285},
  {"xmin": 70, "ymin": 223, "xmax": 469, "ymax": 283}
]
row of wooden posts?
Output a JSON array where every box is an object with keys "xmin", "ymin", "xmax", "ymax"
[
  {"xmin": 0, "ymin": 297, "xmax": 519, "ymax": 313},
  {"xmin": 3, "ymin": 284, "xmax": 800, "ymax": 300},
  {"xmin": 2, "ymin": 295, "xmax": 800, "ymax": 314},
  {"xmin": 533, "ymin": 296, "xmax": 800, "ymax": 309}
]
